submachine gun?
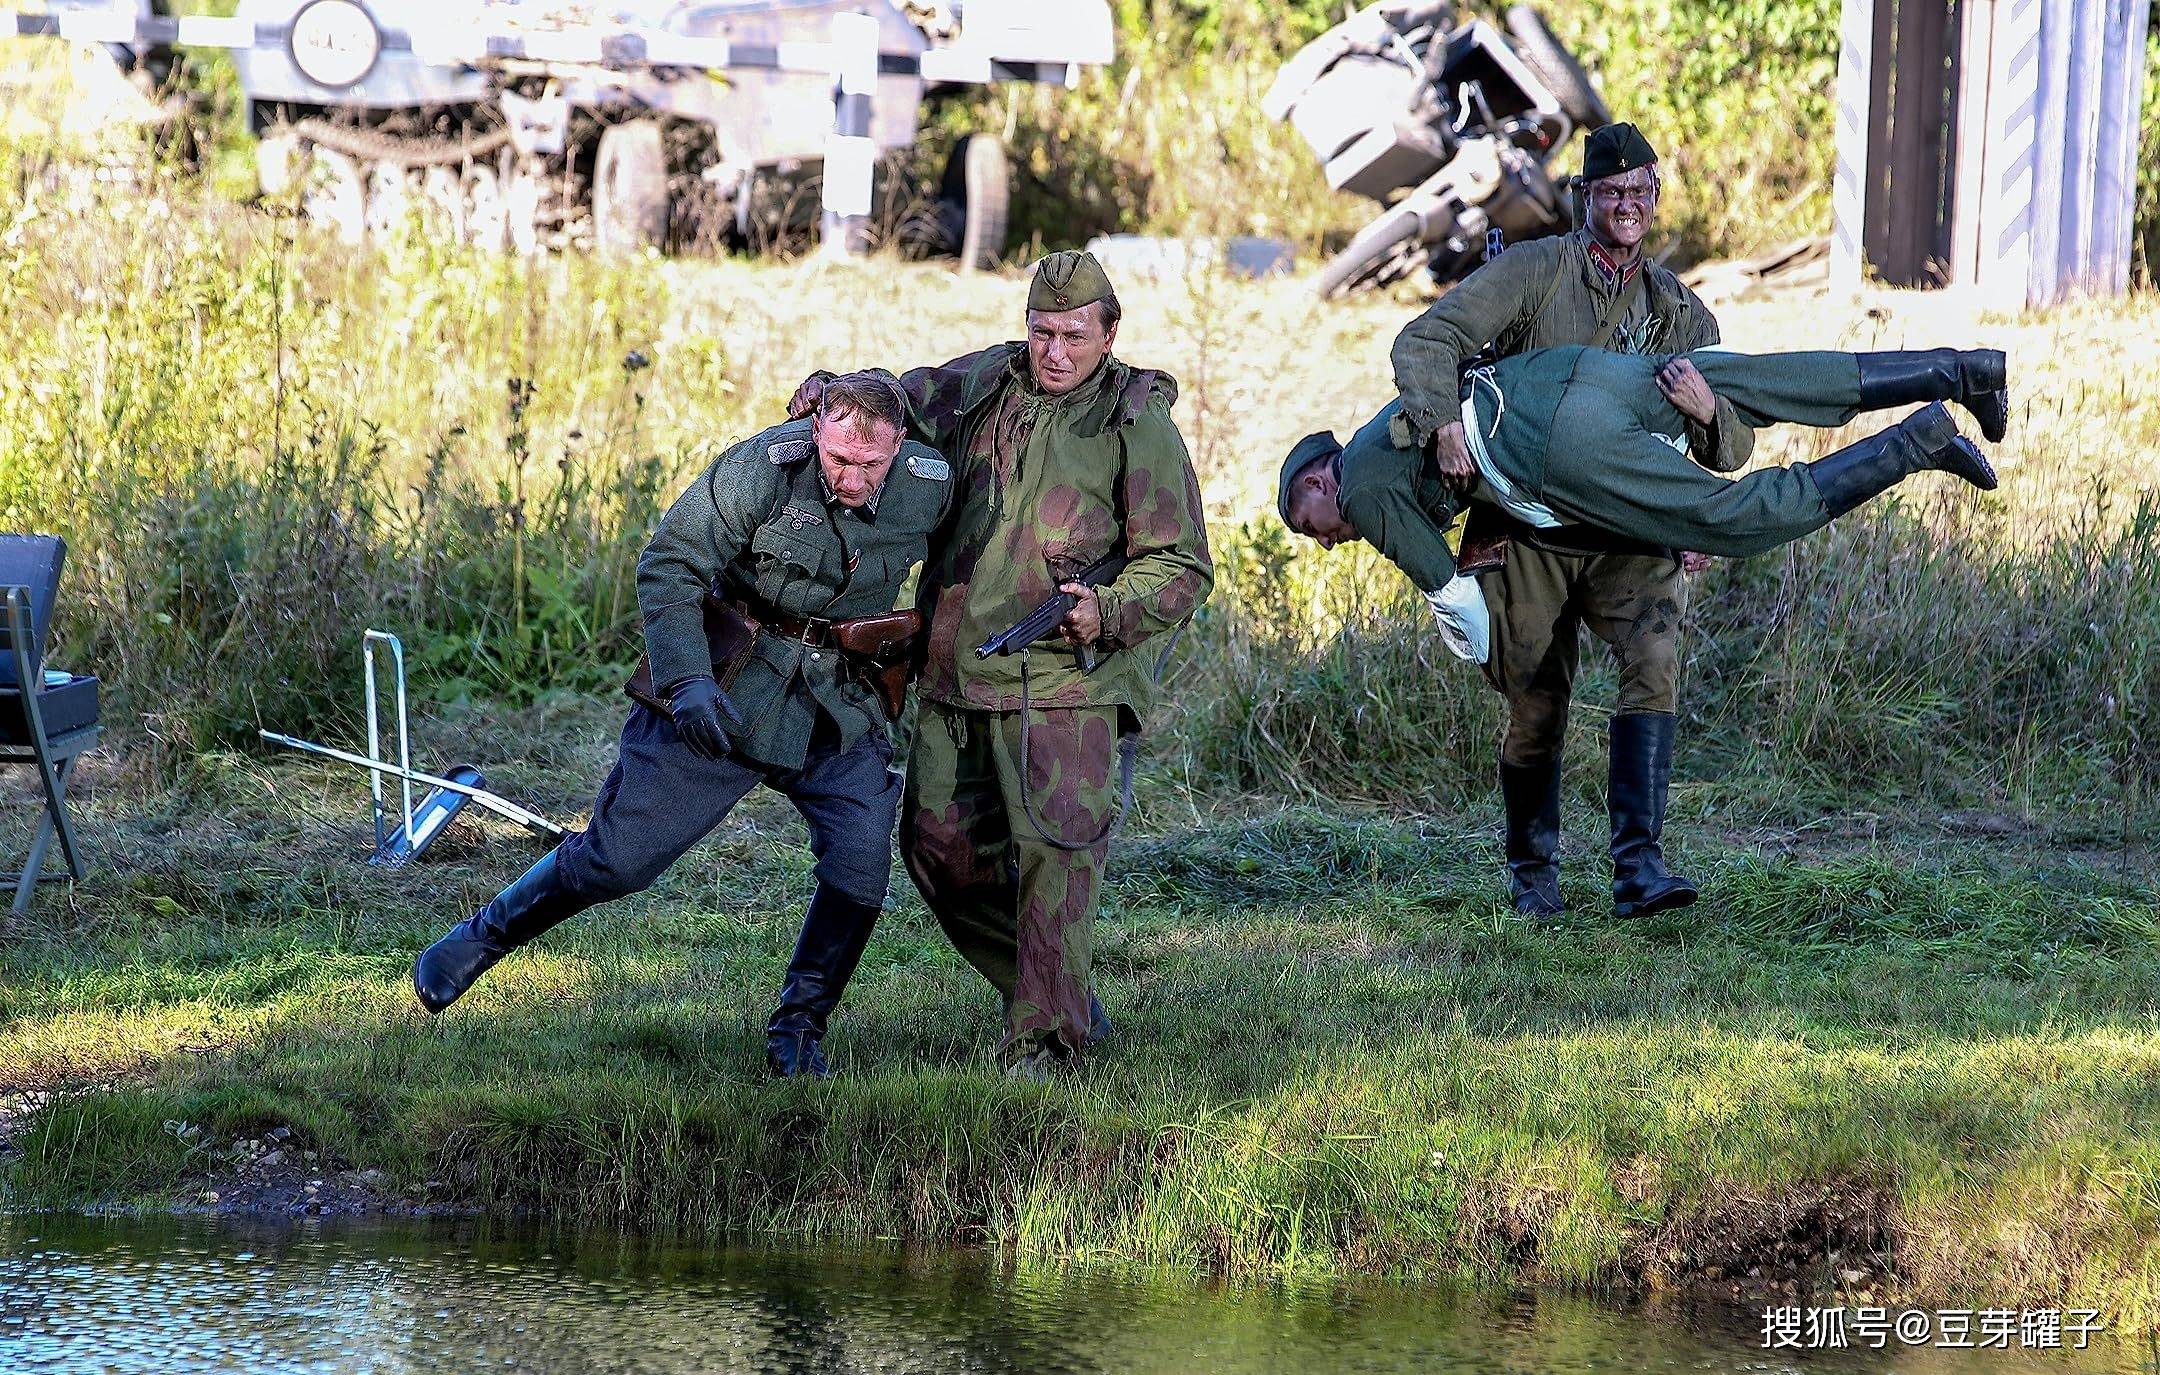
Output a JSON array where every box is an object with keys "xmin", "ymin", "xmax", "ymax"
[
  {"xmin": 973, "ymin": 551, "xmax": 1131, "ymax": 672},
  {"xmin": 970, "ymin": 549, "xmax": 1140, "ymax": 851}
]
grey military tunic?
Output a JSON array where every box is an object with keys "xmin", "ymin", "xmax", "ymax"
[{"xmin": 637, "ymin": 417, "xmax": 954, "ymax": 770}]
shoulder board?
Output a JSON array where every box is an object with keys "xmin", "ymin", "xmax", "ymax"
[
  {"xmin": 906, "ymin": 452, "xmax": 950, "ymax": 481},
  {"xmin": 769, "ymin": 437, "xmax": 815, "ymax": 465}
]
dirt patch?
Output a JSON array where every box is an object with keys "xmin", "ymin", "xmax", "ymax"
[
  {"xmin": 1638, "ymin": 1181, "xmax": 1897, "ymax": 1307},
  {"xmin": 168, "ymin": 1125, "xmax": 475, "ymax": 1221}
]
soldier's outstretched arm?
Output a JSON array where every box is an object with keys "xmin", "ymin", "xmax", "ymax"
[
  {"xmin": 1390, "ymin": 244, "xmax": 1549, "ymax": 449},
  {"xmin": 635, "ymin": 441, "xmax": 776, "ymax": 691},
  {"xmin": 1091, "ymin": 395, "xmax": 1215, "ymax": 650}
]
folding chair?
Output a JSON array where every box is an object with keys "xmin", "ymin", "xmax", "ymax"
[{"xmin": 0, "ymin": 534, "xmax": 99, "ymax": 914}]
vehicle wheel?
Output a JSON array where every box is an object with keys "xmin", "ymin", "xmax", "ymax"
[
  {"xmin": 939, "ymin": 133, "xmax": 1009, "ymax": 271},
  {"xmin": 593, "ymin": 120, "xmax": 670, "ymax": 252},
  {"xmin": 1505, "ymin": 6, "xmax": 1611, "ymax": 133},
  {"xmin": 1313, "ymin": 207, "xmax": 1425, "ymax": 299}
]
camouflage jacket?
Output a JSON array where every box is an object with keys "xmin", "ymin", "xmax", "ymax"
[
  {"xmin": 636, "ymin": 417, "xmax": 954, "ymax": 770},
  {"xmin": 1390, "ymin": 229, "xmax": 1750, "ymax": 476},
  {"xmin": 892, "ymin": 343, "xmax": 1213, "ymax": 717}
]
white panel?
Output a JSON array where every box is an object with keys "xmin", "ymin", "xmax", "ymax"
[
  {"xmin": 830, "ymin": 11, "xmax": 878, "ymax": 94},
  {"xmin": 2025, "ymin": 0, "xmax": 2072, "ymax": 302},
  {"xmin": 56, "ymin": 10, "xmax": 139, "ymax": 43},
  {"xmin": 919, "ymin": 48, "xmax": 992, "ymax": 84},
  {"xmin": 516, "ymin": 29, "xmax": 605, "ymax": 63},
  {"xmin": 821, "ymin": 134, "xmax": 875, "ymax": 218},
  {"xmin": 2087, "ymin": 0, "xmax": 2152, "ymax": 291},
  {"xmin": 774, "ymin": 40, "xmax": 832, "ymax": 75},
  {"xmin": 1830, "ymin": 0, "xmax": 1876, "ymax": 288},
  {"xmin": 1972, "ymin": 0, "xmax": 2044, "ymax": 302},
  {"xmin": 641, "ymin": 34, "xmax": 732, "ymax": 69},
  {"xmin": 175, "ymin": 15, "xmax": 255, "ymax": 48}
]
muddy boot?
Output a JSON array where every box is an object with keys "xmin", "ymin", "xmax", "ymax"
[
  {"xmin": 1855, "ymin": 348, "xmax": 2008, "ymax": 443},
  {"xmin": 1805, "ymin": 403, "xmax": 1997, "ymax": 517},
  {"xmin": 412, "ymin": 849, "xmax": 589, "ymax": 1013},
  {"xmin": 1608, "ymin": 713, "xmax": 1699, "ymax": 920},
  {"xmin": 765, "ymin": 885, "xmax": 883, "ymax": 1079},
  {"xmin": 1500, "ymin": 759, "xmax": 1564, "ymax": 918}
]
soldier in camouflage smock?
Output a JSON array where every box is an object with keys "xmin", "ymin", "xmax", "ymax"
[
  {"xmin": 413, "ymin": 373, "xmax": 955, "ymax": 1080},
  {"xmin": 794, "ymin": 251, "xmax": 1214, "ymax": 1078}
]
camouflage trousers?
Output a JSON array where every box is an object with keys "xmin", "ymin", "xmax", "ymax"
[
  {"xmin": 1479, "ymin": 541, "xmax": 1686, "ymax": 767},
  {"xmin": 901, "ymin": 700, "xmax": 1121, "ymax": 1065}
]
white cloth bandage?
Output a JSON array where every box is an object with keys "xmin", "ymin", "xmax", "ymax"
[{"xmin": 1425, "ymin": 575, "xmax": 1491, "ymax": 664}]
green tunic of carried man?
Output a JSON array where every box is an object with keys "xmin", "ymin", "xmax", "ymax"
[{"xmin": 1278, "ymin": 342, "xmax": 2008, "ymax": 675}]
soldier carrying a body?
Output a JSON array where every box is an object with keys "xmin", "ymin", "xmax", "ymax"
[
  {"xmin": 1390, "ymin": 123, "xmax": 1742, "ymax": 921},
  {"xmin": 411, "ymin": 372, "xmax": 955, "ymax": 1080}
]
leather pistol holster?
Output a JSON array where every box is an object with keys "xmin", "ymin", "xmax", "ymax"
[{"xmin": 624, "ymin": 593, "xmax": 761, "ymax": 718}]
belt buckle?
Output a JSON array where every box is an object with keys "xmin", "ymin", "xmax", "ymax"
[{"xmin": 799, "ymin": 618, "xmax": 832, "ymax": 648}]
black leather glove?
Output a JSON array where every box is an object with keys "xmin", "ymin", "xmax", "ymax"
[{"xmin": 668, "ymin": 675, "xmax": 743, "ymax": 762}]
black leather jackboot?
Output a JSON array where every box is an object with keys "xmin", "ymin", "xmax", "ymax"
[
  {"xmin": 766, "ymin": 886, "xmax": 886, "ymax": 1079},
  {"xmin": 1804, "ymin": 402, "xmax": 1998, "ymax": 517},
  {"xmin": 412, "ymin": 849, "xmax": 590, "ymax": 1013},
  {"xmin": 1608, "ymin": 713, "xmax": 1699, "ymax": 919},
  {"xmin": 1855, "ymin": 348, "xmax": 2008, "ymax": 442},
  {"xmin": 1499, "ymin": 759, "xmax": 1564, "ymax": 917}
]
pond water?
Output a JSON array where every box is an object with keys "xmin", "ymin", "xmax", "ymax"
[{"xmin": 0, "ymin": 1215, "xmax": 2145, "ymax": 1374}]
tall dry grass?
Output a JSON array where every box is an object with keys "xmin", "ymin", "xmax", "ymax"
[{"xmin": 0, "ymin": 139, "xmax": 2154, "ymax": 829}]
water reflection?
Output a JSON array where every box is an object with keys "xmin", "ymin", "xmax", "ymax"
[{"xmin": 0, "ymin": 1215, "xmax": 2142, "ymax": 1374}]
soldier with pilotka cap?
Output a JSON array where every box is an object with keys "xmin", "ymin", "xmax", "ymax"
[
  {"xmin": 1389, "ymin": 121, "xmax": 1744, "ymax": 922},
  {"xmin": 789, "ymin": 249, "xmax": 1214, "ymax": 1080},
  {"xmin": 411, "ymin": 370, "xmax": 955, "ymax": 1080}
]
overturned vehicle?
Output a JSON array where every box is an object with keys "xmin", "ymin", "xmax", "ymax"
[
  {"xmin": 1264, "ymin": 1, "xmax": 1611, "ymax": 297},
  {"xmin": 37, "ymin": 0, "xmax": 1113, "ymax": 260}
]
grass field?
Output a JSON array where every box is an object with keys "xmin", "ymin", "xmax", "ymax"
[{"xmin": 1, "ymin": 147, "xmax": 2158, "ymax": 1325}]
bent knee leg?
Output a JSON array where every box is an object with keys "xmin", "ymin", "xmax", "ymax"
[
  {"xmin": 552, "ymin": 828, "xmax": 671, "ymax": 900},
  {"xmin": 1615, "ymin": 632, "xmax": 1683, "ymax": 714},
  {"xmin": 813, "ymin": 831, "xmax": 895, "ymax": 907},
  {"xmin": 1502, "ymin": 691, "xmax": 1571, "ymax": 768}
]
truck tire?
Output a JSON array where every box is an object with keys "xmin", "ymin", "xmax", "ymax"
[
  {"xmin": 1314, "ymin": 207, "xmax": 1424, "ymax": 299},
  {"xmin": 593, "ymin": 120, "xmax": 670, "ymax": 253},
  {"xmin": 1504, "ymin": 6, "xmax": 1611, "ymax": 133},
  {"xmin": 941, "ymin": 133, "xmax": 1009, "ymax": 271}
]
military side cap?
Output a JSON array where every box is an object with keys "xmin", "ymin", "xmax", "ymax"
[
  {"xmin": 1582, "ymin": 122, "xmax": 1659, "ymax": 182},
  {"xmin": 1277, "ymin": 430, "xmax": 1342, "ymax": 524},
  {"xmin": 1029, "ymin": 249, "xmax": 1118, "ymax": 313}
]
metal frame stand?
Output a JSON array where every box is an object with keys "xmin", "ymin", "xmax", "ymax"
[
  {"xmin": 0, "ymin": 586, "xmax": 97, "ymax": 914},
  {"xmin": 261, "ymin": 628, "xmax": 565, "ymax": 865}
]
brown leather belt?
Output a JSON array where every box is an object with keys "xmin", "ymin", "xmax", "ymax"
[{"xmin": 761, "ymin": 610, "xmax": 837, "ymax": 647}]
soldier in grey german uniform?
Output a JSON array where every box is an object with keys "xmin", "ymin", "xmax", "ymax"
[
  {"xmin": 1390, "ymin": 123, "xmax": 1733, "ymax": 921},
  {"xmin": 411, "ymin": 372, "xmax": 955, "ymax": 1079}
]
